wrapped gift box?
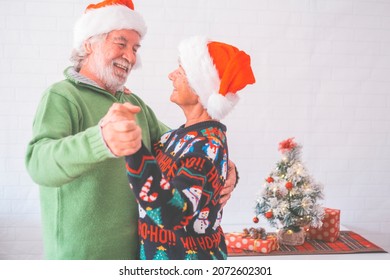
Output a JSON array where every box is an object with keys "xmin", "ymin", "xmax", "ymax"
[
  {"xmin": 305, "ymin": 208, "xmax": 340, "ymax": 242},
  {"xmin": 225, "ymin": 232, "xmax": 278, "ymax": 253}
]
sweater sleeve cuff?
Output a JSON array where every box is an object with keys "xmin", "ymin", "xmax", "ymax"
[{"xmin": 86, "ymin": 125, "xmax": 118, "ymax": 160}]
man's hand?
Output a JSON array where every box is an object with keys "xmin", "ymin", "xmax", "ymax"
[
  {"xmin": 219, "ymin": 160, "xmax": 238, "ymax": 208},
  {"xmin": 100, "ymin": 103, "xmax": 142, "ymax": 157}
]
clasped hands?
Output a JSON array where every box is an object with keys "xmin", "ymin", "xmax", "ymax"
[{"xmin": 100, "ymin": 102, "xmax": 142, "ymax": 157}]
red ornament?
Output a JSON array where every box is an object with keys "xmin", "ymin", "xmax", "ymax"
[
  {"xmin": 265, "ymin": 211, "xmax": 273, "ymax": 219},
  {"xmin": 266, "ymin": 177, "xmax": 274, "ymax": 183},
  {"xmin": 285, "ymin": 181, "xmax": 293, "ymax": 190},
  {"xmin": 253, "ymin": 216, "xmax": 259, "ymax": 223}
]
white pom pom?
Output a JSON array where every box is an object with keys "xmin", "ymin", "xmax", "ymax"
[{"xmin": 207, "ymin": 92, "xmax": 239, "ymax": 120}]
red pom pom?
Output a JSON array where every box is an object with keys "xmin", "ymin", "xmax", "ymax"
[
  {"xmin": 285, "ymin": 181, "xmax": 293, "ymax": 190},
  {"xmin": 253, "ymin": 216, "xmax": 259, "ymax": 223},
  {"xmin": 266, "ymin": 177, "xmax": 274, "ymax": 183}
]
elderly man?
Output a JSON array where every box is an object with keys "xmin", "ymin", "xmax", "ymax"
[{"xmin": 25, "ymin": 0, "xmax": 237, "ymax": 260}]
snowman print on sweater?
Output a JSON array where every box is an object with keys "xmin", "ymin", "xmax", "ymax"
[
  {"xmin": 193, "ymin": 208, "xmax": 210, "ymax": 234},
  {"xmin": 182, "ymin": 185, "xmax": 202, "ymax": 212}
]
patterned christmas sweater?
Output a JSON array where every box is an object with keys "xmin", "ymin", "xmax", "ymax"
[{"xmin": 125, "ymin": 121, "xmax": 228, "ymax": 260}]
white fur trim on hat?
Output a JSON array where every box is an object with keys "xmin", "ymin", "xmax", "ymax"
[
  {"xmin": 178, "ymin": 36, "xmax": 239, "ymax": 120},
  {"xmin": 207, "ymin": 92, "xmax": 239, "ymax": 120},
  {"xmin": 73, "ymin": 5, "xmax": 147, "ymax": 50}
]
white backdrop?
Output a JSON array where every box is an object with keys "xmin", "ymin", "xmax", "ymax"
[{"xmin": 0, "ymin": 0, "xmax": 389, "ymax": 259}]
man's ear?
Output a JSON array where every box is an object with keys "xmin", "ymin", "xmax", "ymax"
[{"xmin": 83, "ymin": 40, "xmax": 93, "ymax": 54}]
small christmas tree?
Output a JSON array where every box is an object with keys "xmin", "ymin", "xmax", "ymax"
[
  {"xmin": 184, "ymin": 250, "xmax": 199, "ymax": 260},
  {"xmin": 219, "ymin": 247, "xmax": 227, "ymax": 260},
  {"xmin": 153, "ymin": 245, "xmax": 169, "ymax": 260},
  {"xmin": 168, "ymin": 189, "xmax": 186, "ymax": 210},
  {"xmin": 254, "ymin": 138, "xmax": 325, "ymax": 233},
  {"xmin": 146, "ymin": 207, "xmax": 163, "ymax": 228},
  {"xmin": 139, "ymin": 240, "xmax": 146, "ymax": 260}
]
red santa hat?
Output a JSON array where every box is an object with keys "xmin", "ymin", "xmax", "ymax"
[
  {"xmin": 73, "ymin": 0, "xmax": 147, "ymax": 50},
  {"xmin": 178, "ymin": 36, "xmax": 256, "ymax": 120}
]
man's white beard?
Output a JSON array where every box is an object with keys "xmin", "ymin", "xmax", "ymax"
[{"xmin": 91, "ymin": 46, "xmax": 132, "ymax": 93}]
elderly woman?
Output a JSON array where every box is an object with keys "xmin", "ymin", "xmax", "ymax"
[{"xmin": 125, "ymin": 36, "xmax": 255, "ymax": 260}]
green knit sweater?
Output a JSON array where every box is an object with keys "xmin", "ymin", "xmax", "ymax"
[{"xmin": 25, "ymin": 67, "xmax": 169, "ymax": 259}]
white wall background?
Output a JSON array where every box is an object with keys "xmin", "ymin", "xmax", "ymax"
[{"xmin": 0, "ymin": 0, "xmax": 389, "ymax": 259}]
